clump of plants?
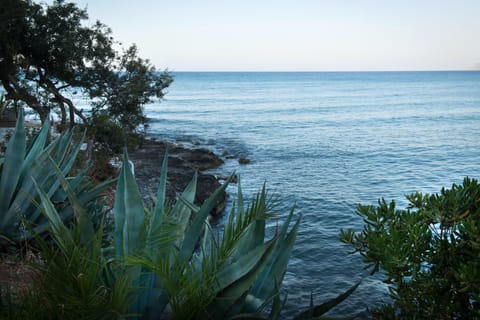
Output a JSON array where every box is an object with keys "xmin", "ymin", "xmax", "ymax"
[
  {"xmin": 341, "ymin": 178, "xmax": 480, "ymax": 319},
  {"xmin": 0, "ymin": 109, "xmax": 112, "ymax": 249},
  {"xmin": 1, "ymin": 146, "xmax": 359, "ymax": 319},
  {"xmin": 0, "ymin": 158, "xmax": 130, "ymax": 320},
  {"xmin": 102, "ymin": 150, "xmax": 359, "ymax": 319}
]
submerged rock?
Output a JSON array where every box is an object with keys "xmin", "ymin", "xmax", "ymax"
[{"xmin": 238, "ymin": 157, "xmax": 251, "ymax": 164}]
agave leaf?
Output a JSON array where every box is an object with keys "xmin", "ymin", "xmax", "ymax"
[
  {"xmin": 44, "ymin": 132, "xmax": 89, "ymax": 205},
  {"xmin": 213, "ymin": 238, "xmax": 278, "ymax": 317},
  {"xmin": 170, "ymin": 172, "xmax": 197, "ymax": 238},
  {"xmin": 228, "ymin": 190, "xmax": 270, "ymax": 261},
  {"xmin": 223, "ymin": 200, "xmax": 237, "ymax": 247},
  {"xmin": 228, "ymin": 221, "xmax": 265, "ymax": 263},
  {"xmin": 214, "ymin": 240, "xmax": 275, "ymax": 293},
  {"xmin": 32, "ymin": 178, "xmax": 74, "ymax": 253},
  {"xmin": 45, "ymin": 156, "xmax": 95, "ymax": 243},
  {"xmin": 114, "ymin": 149, "xmax": 145, "ymax": 257},
  {"xmin": 12, "ymin": 152, "xmax": 65, "ymax": 224},
  {"xmin": 0, "ymin": 108, "xmax": 26, "ymax": 219},
  {"xmin": 178, "ymin": 195, "xmax": 201, "ymax": 213},
  {"xmin": 250, "ymin": 209, "xmax": 301, "ymax": 302},
  {"xmin": 293, "ymin": 281, "xmax": 361, "ymax": 320},
  {"xmin": 45, "ymin": 129, "xmax": 73, "ymax": 162},
  {"xmin": 0, "ymin": 117, "xmax": 107, "ymax": 244},
  {"xmin": 268, "ymin": 283, "xmax": 287, "ymax": 320},
  {"xmin": 16, "ymin": 129, "xmax": 84, "ymax": 223},
  {"xmin": 149, "ymin": 172, "xmax": 199, "ymax": 265},
  {"xmin": 50, "ymin": 161, "xmax": 107, "ymax": 203},
  {"xmin": 57, "ymin": 130, "xmax": 85, "ymax": 176},
  {"xmin": 75, "ymin": 178, "xmax": 115, "ymax": 206},
  {"xmin": 39, "ymin": 131, "xmax": 84, "ymax": 201},
  {"xmin": 177, "ymin": 175, "xmax": 231, "ymax": 265},
  {"xmin": 237, "ymin": 179, "xmax": 245, "ymax": 218},
  {"xmin": 147, "ymin": 150, "xmax": 169, "ymax": 246},
  {"xmin": 21, "ymin": 118, "xmax": 49, "ymax": 181},
  {"xmin": 250, "ymin": 185, "xmax": 269, "ymax": 246}
]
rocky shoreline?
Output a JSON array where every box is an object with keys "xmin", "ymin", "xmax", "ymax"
[{"xmin": 129, "ymin": 138, "xmax": 228, "ymax": 217}]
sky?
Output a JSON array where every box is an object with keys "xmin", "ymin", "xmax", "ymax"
[{"xmin": 68, "ymin": 0, "xmax": 480, "ymax": 72}]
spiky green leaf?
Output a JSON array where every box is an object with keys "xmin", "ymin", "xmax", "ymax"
[
  {"xmin": 293, "ymin": 281, "xmax": 361, "ymax": 320},
  {"xmin": 114, "ymin": 149, "xmax": 145, "ymax": 257},
  {"xmin": 0, "ymin": 108, "xmax": 26, "ymax": 218}
]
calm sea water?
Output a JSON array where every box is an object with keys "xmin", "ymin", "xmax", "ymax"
[{"xmin": 145, "ymin": 71, "xmax": 480, "ymax": 318}]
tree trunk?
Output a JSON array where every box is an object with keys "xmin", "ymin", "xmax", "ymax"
[
  {"xmin": 42, "ymin": 78, "xmax": 86, "ymax": 127},
  {"xmin": 35, "ymin": 105, "xmax": 50, "ymax": 124},
  {"xmin": 60, "ymin": 103, "xmax": 67, "ymax": 129},
  {"xmin": 69, "ymin": 102, "xmax": 75, "ymax": 128},
  {"xmin": 2, "ymin": 76, "xmax": 50, "ymax": 124}
]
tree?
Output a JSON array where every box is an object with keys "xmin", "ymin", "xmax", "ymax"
[
  {"xmin": 90, "ymin": 45, "xmax": 172, "ymax": 133},
  {"xmin": 0, "ymin": 0, "xmax": 172, "ymax": 130},
  {"xmin": 340, "ymin": 178, "xmax": 480, "ymax": 319}
]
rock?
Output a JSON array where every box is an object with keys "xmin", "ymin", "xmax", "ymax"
[
  {"xmin": 129, "ymin": 139, "xmax": 227, "ymax": 218},
  {"xmin": 239, "ymin": 157, "xmax": 251, "ymax": 164},
  {"xmin": 215, "ymin": 174, "xmax": 238, "ymax": 184}
]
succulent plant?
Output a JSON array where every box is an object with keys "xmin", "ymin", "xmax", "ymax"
[
  {"xmin": 113, "ymin": 148, "xmax": 231, "ymax": 318},
  {"xmin": 0, "ymin": 109, "xmax": 113, "ymax": 247},
  {"xmin": 10, "ymin": 159, "xmax": 132, "ymax": 320},
  {"xmin": 11, "ymin": 146, "xmax": 358, "ymax": 319},
  {"xmin": 117, "ymin": 150, "xmax": 359, "ymax": 319}
]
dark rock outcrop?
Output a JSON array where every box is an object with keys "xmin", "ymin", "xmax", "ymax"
[{"xmin": 129, "ymin": 139, "xmax": 227, "ymax": 218}]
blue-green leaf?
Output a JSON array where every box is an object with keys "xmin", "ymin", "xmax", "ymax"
[
  {"xmin": 114, "ymin": 150, "xmax": 145, "ymax": 257},
  {"xmin": 0, "ymin": 108, "xmax": 26, "ymax": 219}
]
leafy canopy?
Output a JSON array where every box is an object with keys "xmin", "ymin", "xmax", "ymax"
[{"xmin": 0, "ymin": 0, "xmax": 172, "ymax": 132}]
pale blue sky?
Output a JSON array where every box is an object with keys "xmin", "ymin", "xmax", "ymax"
[{"xmin": 70, "ymin": 0, "xmax": 480, "ymax": 71}]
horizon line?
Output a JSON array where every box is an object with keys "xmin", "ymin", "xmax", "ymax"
[{"xmin": 169, "ymin": 69, "xmax": 480, "ymax": 73}]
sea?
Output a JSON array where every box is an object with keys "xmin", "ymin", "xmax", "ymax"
[{"xmin": 144, "ymin": 71, "xmax": 480, "ymax": 318}]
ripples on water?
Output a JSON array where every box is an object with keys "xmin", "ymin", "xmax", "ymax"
[{"xmin": 146, "ymin": 71, "xmax": 480, "ymax": 318}]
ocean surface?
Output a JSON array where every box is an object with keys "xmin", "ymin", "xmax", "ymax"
[{"xmin": 144, "ymin": 71, "xmax": 480, "ymax": 318}]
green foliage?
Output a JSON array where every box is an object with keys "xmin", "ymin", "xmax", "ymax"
[
  {"xmin": 113, "ymin": 149, "xmax": 231, "ymax": 319},
  {"xmin": 116, "ymin": 151, "xmax": 358, "ymax": 319},
  {"xmin": 90, "ymin": 45, "xmax": 173, "ymax": 134},
  {"xmin": 86, "ymin": 113, "xmax": 145, "ymax": 158},
  {"xmin": 0, "ymin": 159, "xmax": 132, "ymax": 320},
  {"xmin": 340, "ymin": 177, "xmax": 480, "ymax": 319},
  {"xmin": 1, "ymin": 0, "xmax": 172, "ymax": 130},
  {"xmin": 0, "ymin": 147, "xmax": 359, "ymax": 319},
  {"xmin": 0, "ymin": 109, "xmax": 113, "ymax": 248}
]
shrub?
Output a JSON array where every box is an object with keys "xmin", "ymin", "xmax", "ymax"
[{"xmin": 341, "ymin": 177, "xmax": 480, "ymax": 319}]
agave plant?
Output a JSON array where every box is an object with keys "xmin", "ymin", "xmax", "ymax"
[
  {"xmin": 0, "ymin": 109, "xmax": 113, "ymax": 246},
  {"xmin": 3, "ymin": 159, "xmax": 132, "ymax": 320},
  {"xmin": 113, "ymin": 149, "xmax": 231, "ymax": 318},
  {"xmin": 16, "ymin": 147, "xmax": 358, "ymax": 319},
  {"xmin": 116, "ymin": 150, "xmax": 359, "ymax": 319}
]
